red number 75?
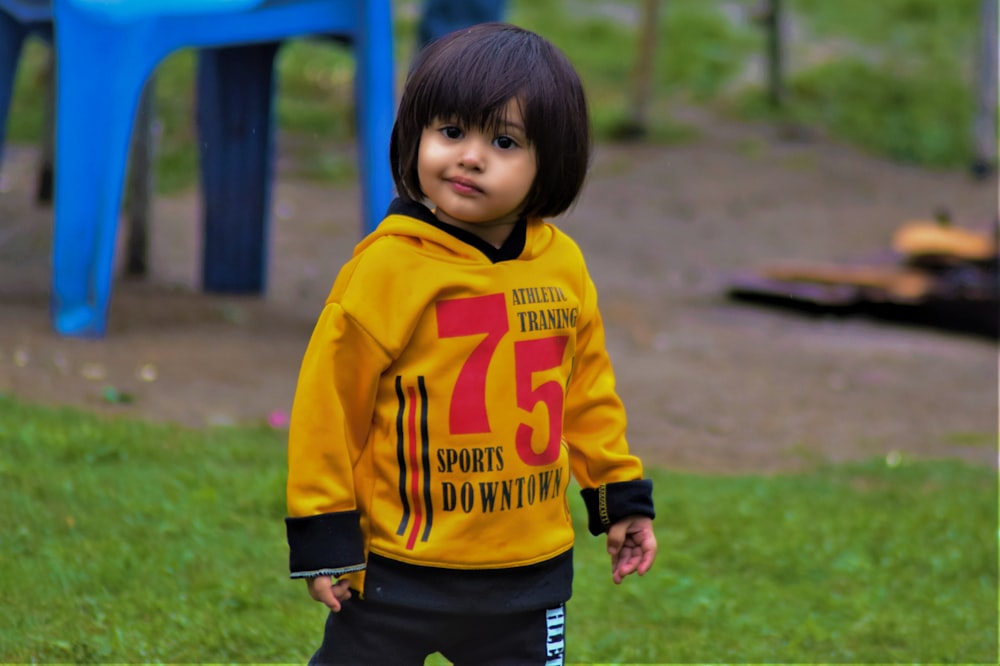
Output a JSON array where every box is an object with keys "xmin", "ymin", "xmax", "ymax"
[{"xmin": 436, "ymin": 294, "xmax": 568, "ymax": 466}]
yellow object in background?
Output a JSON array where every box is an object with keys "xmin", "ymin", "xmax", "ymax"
[{"xmin": 892, "ymin": 222, "xmax": 997, "ymax": 261}]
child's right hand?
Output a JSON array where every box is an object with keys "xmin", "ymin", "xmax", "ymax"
[{"xmin": 307, "ymin": 575, "xmax": 353, "ymax": 612}]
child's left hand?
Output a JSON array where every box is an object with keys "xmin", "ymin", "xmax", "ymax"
[{"xmin": 606, "ymin": 515, "xmax": 657, "ymax": 584}]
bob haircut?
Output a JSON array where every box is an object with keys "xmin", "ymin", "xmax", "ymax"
[{"xmin": 390, "ymin": 22, "xmax": 591, "ymax": 220}]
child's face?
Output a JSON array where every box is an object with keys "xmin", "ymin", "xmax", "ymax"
[{"xmin": 417, "ymin": 99, "xmax": 537, "ymax": 245}]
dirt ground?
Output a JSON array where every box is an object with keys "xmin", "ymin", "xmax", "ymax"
[{"xmin": 0, "ymin": 109, "xmax": 995, "ymax": 473}]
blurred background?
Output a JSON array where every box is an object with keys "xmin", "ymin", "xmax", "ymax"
[{"xmin": 5, "ymin": 0, "xmax": 995, "ymax": 193}]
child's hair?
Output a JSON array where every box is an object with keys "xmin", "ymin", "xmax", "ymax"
[{"xmin": 390, "ymin": 23, "xmax": 591, "ymax": 219}]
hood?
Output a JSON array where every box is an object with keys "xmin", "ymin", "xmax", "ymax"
[{"xmin": 354, "ymin": 198, "xmax": 553, "ymax": 265}]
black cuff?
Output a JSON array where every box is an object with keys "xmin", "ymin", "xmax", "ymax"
[
  {"xmin": 285, "ymin": 510, "xmax": 366, "ymax": 578},
  {"xmin": 580, "ymin": 479, "xmax": 655, "ymax": 536}
]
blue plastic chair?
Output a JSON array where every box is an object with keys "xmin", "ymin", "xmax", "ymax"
[{"xmin": 1, "ymin": 0, "xmax": 395, "ymax": 337}]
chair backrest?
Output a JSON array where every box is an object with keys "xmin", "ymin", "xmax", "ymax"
[
  {"xmin": 3, "ymin": 0, "xmax": 305, "ymax": 22},
  {"xmin": 0, "ymin": 0, "xmax": 53, "ymax": 22},
  {"xmin": 63, "ymin": 0, "xmax": 268, "ymax": 21}
]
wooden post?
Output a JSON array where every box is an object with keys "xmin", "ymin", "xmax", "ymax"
[
  {"xmin": 124, "ymin": 76, "xmax": 156, "ymax": 277},
  {"xmin": 618, "ymin": 0, "xmax": 661, "ymax": 139},
  {"xmin": 764, "ymin": 0, "xmax": 786, "ymax": 109},
  {"xmin": 628, "ymin": 0, "xmax": 662, "ymax": 128},
  {"xmin": 971, "ymin": 0, "xmax": 997, "ymax": 178}
]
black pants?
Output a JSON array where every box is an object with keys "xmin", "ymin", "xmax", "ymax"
[{"xmin": 308, "ymin": 596, "xmax": 566, "ymax": 665}]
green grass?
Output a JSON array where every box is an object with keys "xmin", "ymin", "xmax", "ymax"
[
  {"xmin": 733, "ymin": 0, "xmax": 984, "ymax": 168},
  {"xmin": 736, "ymin": 57, "xmax": 975, "ymax": 167},
  {"xmin": 0, "ymin": 395, "xmax": 995, "ymax": 664},
  {"xmin": 508, "ymin": 0, "xmax": 756, "ymax": 139},
  {"xmin": 791, "ymin": 0, "xmax": 980, "ymax": 57}
]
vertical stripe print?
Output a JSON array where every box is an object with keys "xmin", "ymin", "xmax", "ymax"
[
  {"xmin": 417, "ymin": 377, "xmax": 434, "ymax": 542},
  {"xmin": 545, "ymin": 605, "xmax": 566, "ymax": 665},
  {"xmin": 394, "ymin": 375, "xmax": 433, "ymax": 549},
  {"xmin": 394, "ymin": 376, "xmax": 411, "ymax": 536}
]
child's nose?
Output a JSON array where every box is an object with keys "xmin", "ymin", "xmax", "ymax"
[{"xmin": 458, "ymin": 140, "xmax": 485, "ymax": 170}]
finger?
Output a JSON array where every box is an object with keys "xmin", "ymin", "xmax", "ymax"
[
  {"xmin": 638, "ymin": 539, "xmax": 656, "ymax": 576},
  {"xmin": 321, "ymin": 584, "xmax": 342, "ymax": 612},
  {"xmin": 332, "ymin": 579, "xmax": 353, "ymax": 602},
  {"xmin": 310, "ymin": 578, "xmax": 345, "ymax": 612},
  {"xmin": 612, "ymin": 546, "xmax": 631, "ymax": 583},
  {"xmin": 613, "ymin": 546, "xmax": 640, "ymax": 583},
  {"xmin": 636, "ymin": 532, "xmax": 658, "ymax": 576}
]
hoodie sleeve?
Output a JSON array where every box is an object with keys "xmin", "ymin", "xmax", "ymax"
[
  {"xmin": 285, "ymin": 298, "xmax": 392, "ymax": 578},
  {"xmin": 563, "ymin": 273, "xmax": 655, "ymax": 535}
]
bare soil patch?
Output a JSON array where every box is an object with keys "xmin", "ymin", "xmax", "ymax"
[{"xmin": 0, "ymin": 111, "xmax": 995, "ymax": 472}]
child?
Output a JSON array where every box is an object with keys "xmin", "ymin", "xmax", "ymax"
[{"xmin": 285, "ymin": 22, "xmax": 657, "ymax": 665}]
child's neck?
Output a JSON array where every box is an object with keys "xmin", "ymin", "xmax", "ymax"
[{"xmin": 432, "ymin": 210, "xmax": 518, "ymax": 249}]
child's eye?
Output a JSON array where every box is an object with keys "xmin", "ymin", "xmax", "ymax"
[
  {"xmin": 494, "ymin": 135, "xmax": 518, "ymax": 150},
  {"xmin": 441, "ymin": 126, "xmax": 463, "ymax": 140}
]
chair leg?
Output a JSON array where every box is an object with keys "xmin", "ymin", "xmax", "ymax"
[
  {"xmin": 0, "ymin": 12, "xmax": 28, "ymax": 172},
  {"xmin": 51, "ymin": 12, "xmax": 146, "ymax": 336},
  {"xmin": 353, "ymin": 0, "xmax": 396, "ymax": 234},
  {"xmin": 36, "ymin": 47, "xmax": 54, "ymax": 204},
  {"xmin": 196, "ymin": 43, "xmax": 279, "ymax": 293}
]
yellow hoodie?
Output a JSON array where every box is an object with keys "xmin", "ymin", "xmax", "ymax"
[{"xmin": 286, "ymin": 199, "xmax": 654, "ymax": 612}]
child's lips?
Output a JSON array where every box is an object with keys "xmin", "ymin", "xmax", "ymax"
[{"xmin": 447, "ymin": 177, "xmax": 483, "ymax": 195}]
